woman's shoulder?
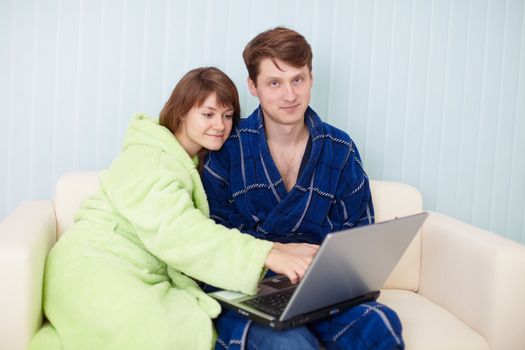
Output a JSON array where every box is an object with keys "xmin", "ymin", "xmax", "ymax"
[{"xmin": 103, "ymin": 144, "xmax": 194, "ymax": 193}]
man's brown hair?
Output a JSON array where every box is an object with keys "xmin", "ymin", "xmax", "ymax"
[
  {"xmin": 159, "ymin": 67, "xmax": 241, "ymax": 134},
  {"xmin": 242, "ymin": 27, "xmax": 313, "ymax": 85}
]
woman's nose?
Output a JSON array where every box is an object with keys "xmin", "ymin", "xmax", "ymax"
[{"xmin": 213, "ymin": 116, "xmax": 225, "ymax": 130}]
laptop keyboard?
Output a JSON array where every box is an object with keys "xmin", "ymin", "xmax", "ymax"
[{"xmin": 243, "ymin": 289, "xmax": 294, "ymax": 317}]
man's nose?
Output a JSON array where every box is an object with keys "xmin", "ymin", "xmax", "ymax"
[{"xmin": 283, "ymin": 83, "xmax": 297, "ymax": 101}]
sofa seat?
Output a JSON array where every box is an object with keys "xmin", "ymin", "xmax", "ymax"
[{"xmin": 379, "ymin": 289, "xmax": 489, "ymax": 350}]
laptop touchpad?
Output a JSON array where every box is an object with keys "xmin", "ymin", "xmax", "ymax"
[{"xmin": 261, "ymin": 276, "xmax": 295, "ymax": 290}]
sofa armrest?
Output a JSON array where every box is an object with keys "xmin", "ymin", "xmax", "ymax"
[
  {"xmin": 0, "ymin": 201, "xmax": 57, "ymax": 350},
  {"xmin": 419, "ymin": 211, "xmax": 525, "ymax": 350}
]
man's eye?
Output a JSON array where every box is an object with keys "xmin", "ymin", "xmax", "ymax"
[
  {"xmin": 293, "ymin": 77, "xmax": 303, "ymax": 84},
  {"xmin": 270, "ymin": 81, "xmax": 279, "ymax": 87}
]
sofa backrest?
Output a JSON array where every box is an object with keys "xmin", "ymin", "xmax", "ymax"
[{"xmin": 53, "ymin": 172, "xmax": 424, "ymax": 291}]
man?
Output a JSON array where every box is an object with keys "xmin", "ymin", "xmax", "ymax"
[{"xmin": 202, "ymin": 27, "xmax": 403, "ymax": 350}]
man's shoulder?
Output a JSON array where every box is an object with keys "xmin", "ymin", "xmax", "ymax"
[
  {"xmin": 306, "ymin": 107, "xmax": 353, "ymax": 144},
  {"xmin": 237, "ymin": 112, "xmax": 260, "ymax": 132},
  {"xmin": 221, "ymin": 113, "xmax": 260, "ymax": 147},
  {"xmin": 321, "ymin": 121, "xmax": 351, "ymax": 138},
  {"xmin": 208, "ymin": 117, "xmax": 257, "ymax": 159},
  {"xmin": 315, "ymin": 120, "xmax": 354, "ymax": 147}
]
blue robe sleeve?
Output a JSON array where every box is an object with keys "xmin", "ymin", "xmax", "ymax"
[{"xmin": 328, "ymin": 142, "xmax": 375, "ymax": 230}]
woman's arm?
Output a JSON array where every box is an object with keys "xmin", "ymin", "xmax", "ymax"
[{"xmin": 101, "ymin": 149, "xmax": 312, "ymax": 294}]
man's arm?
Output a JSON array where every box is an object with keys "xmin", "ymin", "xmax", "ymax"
[
  {"xmin": 202, "ymin": 149, "xmax": 256, "ymax": 233},
  {"xmin": 328, "ymin": 141, "xmax": 375, "ymax": 230}
]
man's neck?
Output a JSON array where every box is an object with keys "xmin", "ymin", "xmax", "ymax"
[
  {"xmin": 263, "ymin": 116, "xmax": 310, "ymax": 192},
  {"xmin": 264, "ymin": 119, "xmax": 309, "ymax": 146}
]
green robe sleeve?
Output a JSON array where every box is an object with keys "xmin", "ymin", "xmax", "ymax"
[{"xmin": 99, "ymin": 146, "xmax": 272, "ymax": 295}]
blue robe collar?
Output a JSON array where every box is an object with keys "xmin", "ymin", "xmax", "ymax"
[{"xmin": 253, "ymin": 105, "xmax": 324, "ymax": 201}]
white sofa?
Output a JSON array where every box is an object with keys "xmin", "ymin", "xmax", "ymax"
[{"xmin": 1, "ymin": 171, "xmax": 525, "ymax": 350}]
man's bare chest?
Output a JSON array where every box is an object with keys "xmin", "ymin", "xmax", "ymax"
[{"xmin": 271, "ymin": 148, "xmax": 304, "ymax": 192}]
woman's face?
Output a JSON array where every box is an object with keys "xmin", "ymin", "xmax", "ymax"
[{"xmin": 175, "ymin": 93, "xmax": 234, "ymax": 157}]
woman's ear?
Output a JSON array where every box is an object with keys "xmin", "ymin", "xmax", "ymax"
[{"xmin": 174, "ymin": 115, "xmax": 185, "ymax": 131}]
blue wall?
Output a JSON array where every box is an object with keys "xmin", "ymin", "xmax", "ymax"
[{"xmin": 1, "ymin": 0, "xmax": 524, "ymax": 243}]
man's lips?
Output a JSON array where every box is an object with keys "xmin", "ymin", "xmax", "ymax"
[{"xmin": 280, "ymin": 104, "xmax": 300, "ymax": 110}]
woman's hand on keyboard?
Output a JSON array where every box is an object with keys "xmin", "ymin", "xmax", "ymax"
[{"xmin": 264, "ymin": 243, "xmax": 316, "ymax": 284}]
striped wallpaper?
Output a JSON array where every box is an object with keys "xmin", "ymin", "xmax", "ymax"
[{"xmin": 1, "ymin": 0, "xmax": 524, "ymax": 244}]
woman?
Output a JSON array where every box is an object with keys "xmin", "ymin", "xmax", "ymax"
[{"xmin": 30, "ymin": 67, "xmax": 317, "ymax": 350}]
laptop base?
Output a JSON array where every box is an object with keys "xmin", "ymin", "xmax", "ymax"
[{"xmin": 216, "ymin": 290, "xmax": 380, "ymax": 330}]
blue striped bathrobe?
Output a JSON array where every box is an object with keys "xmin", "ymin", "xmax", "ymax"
[{"xmin": 202, "ymin": 106, "xmax": 404, "ymax": 350}]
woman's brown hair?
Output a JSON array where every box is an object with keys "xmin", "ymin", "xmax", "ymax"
[{"xmin": 159, "ymin": 67, "xmax": 241, "ymax": 134}]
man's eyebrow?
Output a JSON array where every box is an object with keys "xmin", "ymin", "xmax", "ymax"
[{"xmin": 264, "ymin": 73, "xmax": 305, "ymax": 81}]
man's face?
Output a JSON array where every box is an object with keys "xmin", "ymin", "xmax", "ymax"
[{"xmin": 248, "ymin": 58, "xmax": 313, "ymax": 128}]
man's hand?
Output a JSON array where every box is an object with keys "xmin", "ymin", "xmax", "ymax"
[{"xmin": 264, "ymin": 242, "xmax": 319, "ymax": 284}]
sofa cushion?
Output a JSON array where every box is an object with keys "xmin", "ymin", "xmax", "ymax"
[
  {"xmin": 370, "ymin": 181, "xmax": 423, "ymax": 292},
  {"xmin": 54, "ymin": 171, "xmax": 100, "ymax": 238},
  {"xmin": 378, "ymin": 289, "xmax": 489, "ymax": 350}
]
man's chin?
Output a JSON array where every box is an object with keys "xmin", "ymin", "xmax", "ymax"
[
  {"xmin": 205, "ymin": 144, "xmax": 225, "ymax": 151},
  {"xmin": 280, "ymin": 114, "xmax": 306, "ymax": 125},
  {"xmin": 279, "ymin": 109, "xmax": 307, "ymax": 122}
]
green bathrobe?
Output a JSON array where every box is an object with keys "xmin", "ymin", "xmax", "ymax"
[{"xmin": 30, "ymin": 114, "xmax": 273, "ymax": 350}]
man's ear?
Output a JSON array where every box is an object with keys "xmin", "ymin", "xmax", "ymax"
[
  {"xmin": 309, "ymin": 72, "xmax": 314, "ymax": 87},
  {"xmin": 247, "ymin": 77, "xmax": 258, "ymax": 97}
]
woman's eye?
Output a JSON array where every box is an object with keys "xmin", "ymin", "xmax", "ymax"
[
  {"xmin": 224, "ymin": 114, "xmax": 233, "ymax": 120},
  {"xmin": 203, "ymin": 113, "xmax": 213, "ymax": 118}
]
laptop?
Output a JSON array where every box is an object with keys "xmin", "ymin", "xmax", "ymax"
[{"xmin": 208, "ymin": 212, "xmax": 428, "ymax": 330}]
